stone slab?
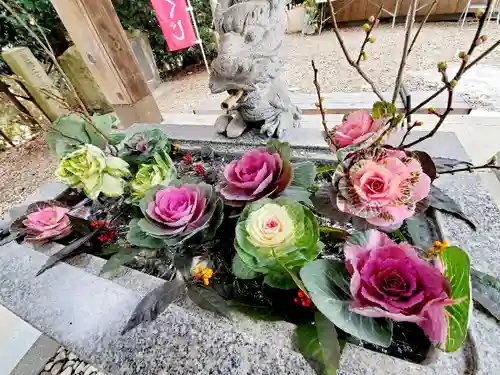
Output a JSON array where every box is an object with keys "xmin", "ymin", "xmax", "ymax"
[
  {"xmin": 2, "ymin": 47, "xmax": 68, "ymax": 121},
  {"xmin": 1, "ymin": 129, "xmax": 500, "ymax": 375},
  {"xmin": 193, "ymin": 91, "xmax": 471, "ymax": 116},
  {"xmin": 58, "ymin": 46, "xmax": 112, "ymax": 114},
  {"xmin": 9, "ymin": 334, "xmax": 60, "ymax": 375}
]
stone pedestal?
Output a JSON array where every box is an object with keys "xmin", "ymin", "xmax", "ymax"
[
  {"xmin": 2, "ymin": 47, "xmax": 68, "ymax": 121},
  {"xmin": 58, "ymin": 46, "xmax": 113, "ymax": 114},
  {"xmin": 127, "ymin": 31, "xmax": 161, "ymax": 91}
]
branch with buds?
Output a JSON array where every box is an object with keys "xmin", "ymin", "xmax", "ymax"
[
  {"xmin": 400, "ymin": 0, "xmax": 499, "ymax": 149},
  {"xmin": 439, "ymin": 155, "xmax": 500, "ymax": 175},
  {"xmin": 311, "ymin": 60, "xmax": 335, "ymax": 145},
  {"xmin": 327, "ymin": 1, "xmax": 385, "ymax": 101}
]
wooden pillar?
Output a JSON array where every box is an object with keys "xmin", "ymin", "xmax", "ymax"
[{"xmin": 50, "ymin": 0, "xmax": 162, "ymax": 127}]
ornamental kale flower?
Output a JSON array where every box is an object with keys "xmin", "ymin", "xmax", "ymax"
[
  {"xmin": 56, "ymin": 144, "xmax": 130, "ymax": 200},
  {"xmin": 344, "ymin": 230, "xmax": 456, "ymax": 346},
  {"xmin": 330, "ymin": 110, "xmax": 384, "ymax": 149},
  {"xmin": 131, "ymin": 151, "xmax": 177, "ymax": 200},
  {"xmin": 233, "ymin": 197, "xmax": 322, "ymax": 288},
  {"xmin": 332, "ymin": 147, "xmax": 431, "ymax": 227},
  {"xmin": 121, "ymin": 128, "xmax": 171, "ymax": 164},
  {"xmin": 219, "ymin": 147, "xmax": 292, "ymax": 206},
  {"xmin": 136, "ymin": 182, "xmax": 223, "ymax": 245},
  {"xmin": 10, "ymin": 201, "xmax": 73, "ymax": 244}
]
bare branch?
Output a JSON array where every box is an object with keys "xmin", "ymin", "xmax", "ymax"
[
  {"xmin": 407, "ymin": 0, "xmax": 496, "ymax": 118},
  {"xmin": 392, "ymin": 0, "xmax": 418, "ymax": 103},
  {"xmin": 311, "ymin": 60, "xmax": 335, "ymax": 145},
  {"xmin": 356, "ymin": 6, "xmax": 383, "ymax": 65},
  {"xmin": 439, "ymin": 163, "xmax": 500, "ymax": 174},
  {"xmin": 327, "ymin": 0, "xmax": 385, "ymax": 101},
  {"xmin": 402, "ymin": 87, "xmax": 454, "ymax": 148},
  {"xmin": 407, "ymin": 0, "xmax": 438, "ymax": 55},
  {"xmin": 463, "ymin": 38, "xmax": 500, "ymax": 74},
  {"xmin": 0, "ymin": 0, "xmax": 116, "ymax": 151}
]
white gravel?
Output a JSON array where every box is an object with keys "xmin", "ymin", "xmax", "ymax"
[{"xmin": 155, "ymin": 21, "xmax": 500, "ymax": 112}]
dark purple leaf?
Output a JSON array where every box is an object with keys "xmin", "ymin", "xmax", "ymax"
[
  {"xmin": 122, "ymin": 277, "xmax": 184, "ymax": 334},
  {"xmin": 187, "ymin": 284, "xmax": 231, "ymax": 320},
  {"xmin": 433, "ymin": 157, "xmax": 473, "ymax": 173},
  {"xmin": 36, "ymin": 229, "xmax": 98, "ymax": 276},
  {"xmin": 67, "ymin": 215, "xmax": 91, "ymax": 235},
  {"xmin": 411, "ymin": 151, "xmax": 437, "ymax": 181},
  {"xmin": 0, "ymin": 231, "xmax": 25, "ymax": 246},
  {"xmin": 312, "ymin": 185, "xmax": 350, "ymax": 223},
  {"xmin": 429, "ymin": 185, "xmax": 476, "ymax": 230}
]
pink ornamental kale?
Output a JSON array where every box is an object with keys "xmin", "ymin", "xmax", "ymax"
[
  {"xmin": 333, "ymin": 147, "xmax": 431, "ymax": 227},
  {"xmin": 345, "ymin": 231, "xmax": 456, "ymax": 346},
  {"xmin": 137, "ymin": 183, "xmax": 223, "ymax": 245},
  {"xmin": 332, "ymin": 110, "xmax": 385, "ymax": 149},
  {"xmin": 219, "ymin": 148, "xmax": 292, "ymax": 206},
  {"xmin": 19, "ymin": 202, "xmax": 72, "ymax": 244}
]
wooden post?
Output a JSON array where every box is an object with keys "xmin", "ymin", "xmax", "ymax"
[{"xmin": 50, "ymin": 0, "xmax": 162, "ymax": 127}]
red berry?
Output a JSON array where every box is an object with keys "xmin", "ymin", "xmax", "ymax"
[
  {"xmin": 298, "ymin": 291, "xmax": 304, "ymax": 298},
  {"xmin": 183, "ymin": 152, "xmax": 193, "ymax": 164},
  {"xmin": 301, "ymin": 301, "xmax": 308, "ymax": 307},
  {"xmin": 194, "ymin": 163, "xmax": 206, "ymax": 176},
  {"xmin": 294, "ymin": 298, "xmax": 300, "ymax": 303}
]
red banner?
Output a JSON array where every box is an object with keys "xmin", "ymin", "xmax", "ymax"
[{"xmin": 150, "ymin": 0, "xmax": 197, "ymax": 51}]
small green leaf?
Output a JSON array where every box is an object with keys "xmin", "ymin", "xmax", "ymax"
[
  {"xmin": 293, "ymin": 314, "xmax": 343, "ymax": 375},
  {"xmin": 319, "ymin": 226, "xmax": 347, "ymax": 244},
  {"xmin": 266, "ymin": 140, "xmax": 291, "ymax": 161},
  {"xmin": 300, "ymin": 259, "xmax": 393, "ymax": 347},
  {"xmin": 316, "ymin": 165, "xmax": 337, "ymax": 177},
  {"xmin": 108, "ymin": 132, "xmax": 126, "ymax": 146},
  {"xmin": 280, "ymin": 186, "xmax": 313, "ymax": 205},
  {"xmin": 429, "ymin": 186, "xmax": 476, "ymax": 230},
  {"xmin": 263, "ymin": 271, "xmax": 297, "ymax": 289},
  {"xmin": 127, "ymin": 218, "xmax": 165, "ymax": 249},
  {"xmin": 471, "ymin": 268, "xmax": 500, "ymax": 321},
  {"xmin": 372, "ymin": 101, "xmax": 397, "ymax": 120},
  {"xmin": 187, "ymin": 285, "xmax": 232, "ymax": 319},
  {"xmin": 122, "ymin": 277, "xmax": 184, "ymax": 334},
  {"xmin": 439, "ymin": 246, "xmax": 471, "ymax": 352},
  {"xmin": 316, "ymin": 311, "xmax": 343, "ymax": 375},
  {"xmin": 346, "ymin": 230, "xmax": 378, "ymax": 247},
  {"xmin": 100, "ymin": 247, "xmax": 145, "ymax": 275},
  {"xmin": 232, "ymin": 254, "xmax": 260, "ymax": 279},
  {"xmin": 292, "ymin": 162, "xmax": 317, "ymax": 189}
]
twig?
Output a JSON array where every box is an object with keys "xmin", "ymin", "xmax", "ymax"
[
  {"xmin": 356, "ymin": 6, "xmax": 383, "ymax": 65},
  {"xmin": 398, "ymin": 120, "xmax": 421, "ymax": 147},
  {"xmin": 327, "ymin": 0, "xmax": 385, "ymax": 101},
  {"xmin": 463, "ymin": 38, "xmax": 500, "ymax": 74},
  {"xmin": 401, "ymin": 0, "xmax": 497, "ymax": 147},
  {"xmin": 407, "ymin": 0, "xmax": 438, "ymax": 56},
  {"xmin": 311, "ymin": 60, "xmax": 335, "ymax": 144},
  {"xmin": 0, "ymin": 0, "xmax": 90, "ymax": 119},
  {"xmin": 439, "ymin": 164, "xmax": 500, "ymax": 175},
  {"xmin": 402, "ymin": 86, "xmax": 454, "ymax": 148},
  {"xmin": 0, "ymin": 0, "xmax": 115, "ymax": 150},
  {"xmin": 392, "ymin": 0, "xmax": 418, "ymax": 103}
]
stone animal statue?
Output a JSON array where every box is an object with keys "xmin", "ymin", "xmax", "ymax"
[{"xmin": 209, "ymin": 0, "xmax": 301, "ymax": 138}]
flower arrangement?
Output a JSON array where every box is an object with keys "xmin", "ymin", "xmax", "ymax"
[{"xmin": 3, "ymin": 2, "xmax": 500, "ymax": 374}]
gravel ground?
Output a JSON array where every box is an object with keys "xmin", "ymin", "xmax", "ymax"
[
  {"xmin": 154, "ymin": 21, "xmax": 500, "ymax": 112},
  {"xmin": 3, "ymin": 21, "xmax": 500, "ymax": 216}
]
